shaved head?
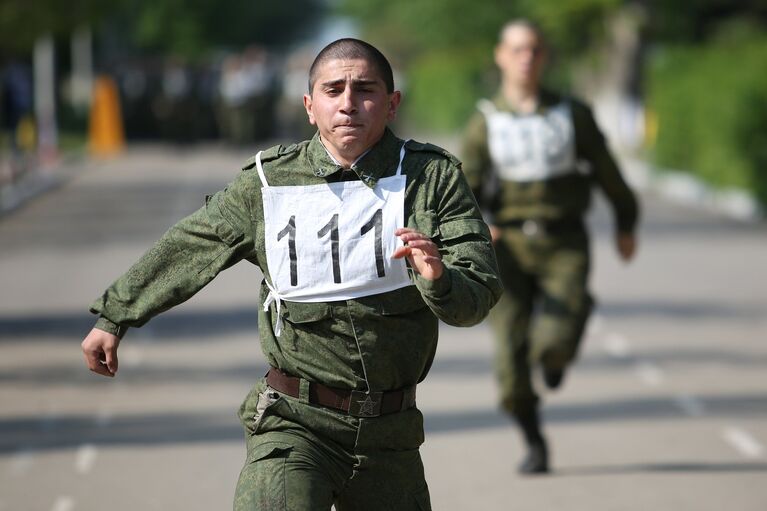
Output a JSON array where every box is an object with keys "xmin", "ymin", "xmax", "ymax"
[
  {"xmin": 308, "ymin": 38, "xmax": 395, "ymax": 94},
  {"xmin": 499, "ymin": 18, "xmax": 547, "ymax": 48}
]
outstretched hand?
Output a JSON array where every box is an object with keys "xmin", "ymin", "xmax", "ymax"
[
  {"xmin": 81, "ymin": 328, "xmax": 121, "ymax": 377},
  {"xmin": 392, "ymin": 228, "xmax": 444, "ymax": 280}
]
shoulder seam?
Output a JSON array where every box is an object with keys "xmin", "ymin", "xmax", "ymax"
[{"xmin": 405, "ymin": 140, "xmax": 462, "ymax": 168}]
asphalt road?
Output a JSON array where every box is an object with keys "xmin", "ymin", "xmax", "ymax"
[{"xmin": 1, "ymin": 144, "xmax": 765, "ymax": 510}]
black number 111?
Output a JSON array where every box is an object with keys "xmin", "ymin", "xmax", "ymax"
[{"xmin": 277, "ymin": 208, "xmax": 385, "ymax": 286}]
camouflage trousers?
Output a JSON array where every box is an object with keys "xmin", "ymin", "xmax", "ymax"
[
  {"xmin": 234, "ymin": 379, "xmax": 432, "ymax": 511},
  {"xmin": 489, "ymin": 226, "xmax": 594, "ymax": 416}
]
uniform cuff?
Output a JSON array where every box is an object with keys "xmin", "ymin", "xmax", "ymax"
[
  {"xmin": 415, "ymin": 270, "xmax": 452, "ymax": 298},
  {"xmin": 94, "ymin": 316, "xmax": 128, "ymax": 339}
]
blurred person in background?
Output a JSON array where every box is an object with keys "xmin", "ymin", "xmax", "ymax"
[
  {"xmin": 1, "ymin": 58, "xmax": 34, "ymax": 180},
  {"xmin": 218, "ymin": 53, "xmax": 250, "ymax": 144},
  {"xmin": 217, "ymin": 46, "xmax": 278, "ymax": 145},
  {"xmin": 461, "ymin": 19, "xmax": 640, "ymax": 474},
  {"xmin": 81, "ymin": 37, "xmax": 501, "ymax": 510}
]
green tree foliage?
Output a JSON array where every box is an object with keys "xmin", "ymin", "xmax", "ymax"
[
  {"xmin": 124, "ymin": 0, "xmax": 322, "ymax": 58},
  {"xmin": 339, "ymin": 0, "xmax": 622, "ymax": 131},
  {"xmin": 0, "ymin": 0, "xmax": 110, "ymax": 52},
  {"xmin": 0, "ymin": 0, "xmax": 323, "ymax": 57},
  {"xmin": 645, "ymin": 0, "xmax": 767, "ymax": 43},
  {"xmin": 646, "ymin": 19, "xmax": 767, "ymax": 205}
]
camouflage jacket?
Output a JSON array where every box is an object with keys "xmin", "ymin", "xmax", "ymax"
[{"xmin": 91, "ymin": 128, "xmax": 502, "ymax": 393}]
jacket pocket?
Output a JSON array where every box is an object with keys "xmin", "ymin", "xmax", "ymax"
[
  {"xmin": 236, "ymin": 441, "xmax": 292, "ymax": 511},
  {"xmin": 205, "ymin": 193, "xmax": 243, "ymax": 246},
  {"xmin": 246, "ymin": 441, "xmax": 292, "ymax": 464},
  {"xmin": 280, "ymin": 300, "xmax": 333, "ymax": 324},
  {"xmin": 358, "ymin": 285, "xmax": 428, "ymax": 316}
]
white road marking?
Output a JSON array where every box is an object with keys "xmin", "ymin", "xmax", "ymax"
[
  {"xmin": 75, "ymin": 444, "xmax": 98, "ymax": 474},
  {"xmin": 8, "ymin": 448, "xmax": 34, "ymax": 476},
  {"xmin": 603, "ymin": 332, "xmax": 631, "ymax": 359},
  {"xmin": 51, "ymin": 496, "xmax": 74, "ymax": 511},
  {"xmin": 635, "ymin": 361, "xmax": 664, "ymax": 386},
  {"xmin": 673, "ymin": 393, "xmax": 706, "ymax": 417},
  {"xmin": 723, "ymin": 427, "xmax": 764, "ymax": 459}
]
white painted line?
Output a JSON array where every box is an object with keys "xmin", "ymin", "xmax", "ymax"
[
  {"xmin": 674, "ymin": 394, "xmax": 706, "ymax": 417},
  {"xmin": 723, "ymin": 427, "xmax": 764, "ymax": 459},
  {"xmin": 8, "ymin": 448, "xmax": 34, "ymax": 476},
  {"xmin": 75, "ymin": 444, "xmax": 98, "ymax": 474},
  {"xmin": 603, "ymin": 332, "xmax": 631, "ymax": 359},
  {"xmin": 635, "ymin": 361, "xmax": 664, "ymax": 386},
  {"xmin": 51, "ymin": 496, "xmax": 75, "ymax": 511}
]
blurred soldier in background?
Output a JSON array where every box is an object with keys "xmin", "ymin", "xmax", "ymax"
[
  {"xmin": 1, "ymin": 59, "xmax": 34, "ymax": 181},
  {"xmin": 217, "ymin": 46, "xmax": 278, "ymax": 145},
  {"xmin": 462, "ymin": 19, "xmax": 640, "ymax": 474}
]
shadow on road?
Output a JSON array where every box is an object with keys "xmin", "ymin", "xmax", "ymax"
[
  {"xmin": 0, "ymin": 410, "xmax": 246, "ymax": 454},
  {"xmin": 5, "ymin": 391, "xmax": 765, "ymax": 454},
  {"xmin": 0, "ymin": 360, "xmax": 268, "ymax": 385},
  {"xmin": 423, "ymin": 393, "xmax": 767, "ymax": 435},
  {"xmin": 554, "ymin": 461, "xmax": 767, "ymax": 476},
  {"xmin": 0, "ymin": 307, "xmax": 259, "ymax": 342},
  {"xmin": 597, "ymin": 299, "xmax": 764, "ymax": 320}
]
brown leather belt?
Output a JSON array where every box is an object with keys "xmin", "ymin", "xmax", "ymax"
[{"xmin": 266, "ymin": 367, "xmax": 416, "ymax": 418}]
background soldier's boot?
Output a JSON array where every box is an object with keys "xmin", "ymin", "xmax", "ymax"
[
  {"xmin": 540, "ymin": 351, "xmax": 568, "ymax": 391},
  {"xmin": 519, "ymin": 440, "xmax": 548, "ymax": 474},
  {"xmin": 543, "ymin": 366, "xmax": 565, "ymax": 390},
  {"xmin": 513, "ymin": 408, "xmax": 549, "ymax": 474}
]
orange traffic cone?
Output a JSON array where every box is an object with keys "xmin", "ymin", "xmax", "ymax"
[{"xmin": 88, "ymin": 75, "xmax": 125, "ymax": 157}]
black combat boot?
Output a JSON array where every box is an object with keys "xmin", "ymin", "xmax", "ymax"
[
  {"xmin": 518, "ymin": 438, "xmax": 548, "ymax": 474},
  {"xmin": 543, "ymin": 366, "xmax": 565, "ymax": 390},
  {"xmin": 513, "ymin": 408, "xmax": 549, "ymax": 474},
  {"xmin": 540, "ymin": 351, "xmax": 568, "ymax": 390}
]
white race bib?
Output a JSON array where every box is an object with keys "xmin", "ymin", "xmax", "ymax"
[
  {"xmin": 480, "ymin": 100, "xmax": 576, "ymax": 182},
  {"xmin": 261, "ymin": 175, "xmax": 410, "ymax": 302},
  {"xmin": 255, "ymin": 143, "xmax": 413, "ymax": 335}
]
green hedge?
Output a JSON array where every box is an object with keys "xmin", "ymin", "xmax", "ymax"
[
  {"xmin": 400, "ymin": 46, "xmax": 573, "ymax": 133},
  {"xmin": 646, "ymin": 25, "xmax": 767, "ymax": 206},
  {"xmin": 401, "ymin": 46, "xmax": 495, "ymax": 132}
]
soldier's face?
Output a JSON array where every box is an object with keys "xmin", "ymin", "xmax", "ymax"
[
  {"xmin": 495, "ymin": 26, "xmax": 547, "ymax": 88},
  {"xmin": 304, "ymin": 58, "xmax": 400, "ymax": 164}
]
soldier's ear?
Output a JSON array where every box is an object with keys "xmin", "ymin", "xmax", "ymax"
[
  {"xmin": 303, "ymin": 94, "xmax": 317, "ymax": 125},
  {"xmin": 387, "ymin": 91, "xmax": 401, "ymax": 121}
]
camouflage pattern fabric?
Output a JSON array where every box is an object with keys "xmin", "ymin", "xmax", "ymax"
[{"xmin": 90, "ymin": 127, "xmax": 502, "ymax": 509}]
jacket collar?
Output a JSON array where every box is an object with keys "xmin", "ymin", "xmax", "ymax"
[
  {"xmin": 492, "ymin": 88, "xmax": 561, "ymax": 115},
  {"xmin": 307, "ymin": 128, "xmax": 403, "ymax": 189}
]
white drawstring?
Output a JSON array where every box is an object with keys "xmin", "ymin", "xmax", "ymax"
[
  {"xmin": 259, "ymin": 140, "xmax": 409, "ymax": 339},
  {"xmin": 262, "ymin": 279, "xmax": 284, "ymax": 337},
  {"xmin": 257, "ymin": 151, "xmax": 284, "ymax": 336}
]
